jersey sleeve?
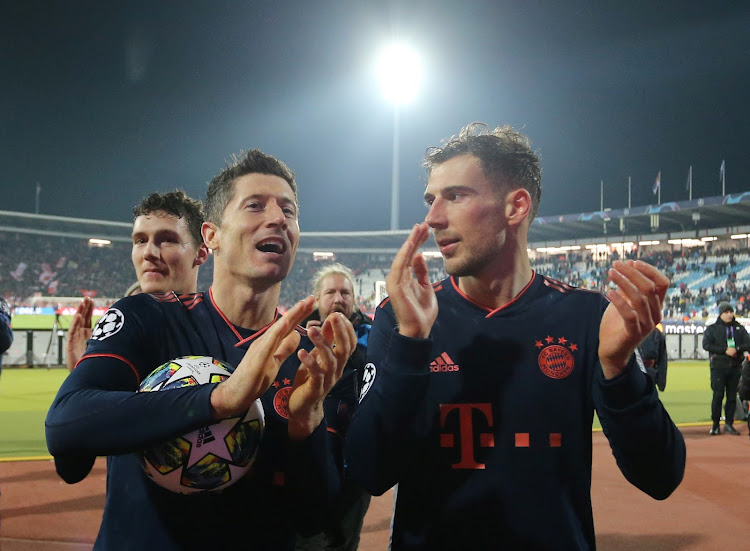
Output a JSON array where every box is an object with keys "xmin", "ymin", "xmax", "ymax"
[
  {"xmin": 735, "ymin": 324, "xmax": 750, "ymax": 354},
  {"xmin": 0, "ymin": 302, "xmax": 12, "ymax": 354},
  {"xmin": 593, "ymin": 297, "xmax": 686, "ymax": 500},
  {"xmin": 344, "ymin": 303, "xmax": 433, "ymax": 496},
  {"xmin": 45, "ymin": 296, "xmax": 217, "ymax": 483}
]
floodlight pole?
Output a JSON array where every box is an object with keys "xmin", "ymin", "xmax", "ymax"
[{"xmin": 390, "ymin": 104, "xmax": 400, "ymax": 231}]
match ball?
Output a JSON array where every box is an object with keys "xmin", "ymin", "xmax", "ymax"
[{"xmin": 138, "ymin": 355, "xmax": 264, "ymax": 494}]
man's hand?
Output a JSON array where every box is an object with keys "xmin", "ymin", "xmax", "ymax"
[
  {"xmin": 210, "ymin": 296, "xmax": 316, "ymax": 420},
  {"xmin": 726, "ymin": 347, "xmax": 738, "ymax": 357},
  {"xmin": 599, "ymin": 260, "xmax": 669, "ymax": 379},
  {"xmin": 387, "ymin": 223, "xmax": 438, "ymax": 339},
  {"xmin": 288, "ymin": 311, "xmax": 357, "ymax": 440},
  {"xmin": 66, "ymin": 297, "xmax": 94, "ymax": 372},
  {"xmin": 305, "ymin": 319, "xmax": 322, "ymax": 330}
]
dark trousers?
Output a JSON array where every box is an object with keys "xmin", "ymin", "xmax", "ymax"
[
  {"xmin": 296, "ymin": 479, "xmax": 372, "ymax": 551},
  {"xmin": 710, "ymin": 367, "xmax": 741, "ymax": 425}
]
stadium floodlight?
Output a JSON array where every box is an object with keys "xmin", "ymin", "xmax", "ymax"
[
  {"xmin": 377, "ymin": 42, "xmax": 422, "ymax": 231},
  {"xmin": 89, "ymin": 238, "xmax": 112, "ymax": 247},
  {"xmin": 377, "ymin": 43, "xmax": 421, "ymax": 105}
]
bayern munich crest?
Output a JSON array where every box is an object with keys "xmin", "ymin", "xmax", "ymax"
[
  {"xmin": 535, "ymin": 335, "xmax": 577, "ymax": 379},
  {"xmin": 272, "ymin": 379, "xmax": 292, "ymax": 419}
]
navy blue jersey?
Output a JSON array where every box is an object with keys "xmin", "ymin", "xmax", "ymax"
[
  {"xmin": 346, "ymin": 274, "xmax": 685, "ymax": 551},
  {"xmin": 0, "ymin": 297, "xmax": 12, "ymax": 363},
  {"xmin": 46, "ymin": 289, "xmax": 341, "ymax": 551}
]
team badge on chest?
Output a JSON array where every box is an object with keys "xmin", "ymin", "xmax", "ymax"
[
  {"xmin": 271, "ymin": 378, "xmax": 292, "ymax": 419},
  {"xmin": 534, "ymin": 335, "xmax": 577, "ymax": 379}
]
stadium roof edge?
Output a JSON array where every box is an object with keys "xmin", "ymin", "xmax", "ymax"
[{"xmin": 3, "ymin": 190, "xmax": 750, "ymax": 252}]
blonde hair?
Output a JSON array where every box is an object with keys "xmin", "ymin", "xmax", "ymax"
[{"xmin": 311, "ymin": 263, "xmax": 355, "ymax": 297}]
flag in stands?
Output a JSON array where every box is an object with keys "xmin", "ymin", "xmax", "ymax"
[
  {"xmin": 720, "ymin": 160, "xmax": 725, "ymax": 183},
  {"xmin": 652, "ymin": 171, "xmax": 661, "ymax": 194},
  {"xmin": 685, "ymin": 166, "xmax": 692, "ymax": 191}
]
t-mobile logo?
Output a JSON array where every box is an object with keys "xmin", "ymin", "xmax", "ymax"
[{"xmin": 439, "ymin": 403, "xmax": 494, "ymax": 469}]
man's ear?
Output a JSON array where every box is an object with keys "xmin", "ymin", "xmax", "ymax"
[
  {"xmin": 193, "ymin": 243, "xmax": 210, "ymax": 267},
  {"xmin": 202, "ymin": 221, "xmax": 219, "ymax": 251},
  {"xmin": 504, "ymin": 188, "xmax": 532, "ymax": 227}
]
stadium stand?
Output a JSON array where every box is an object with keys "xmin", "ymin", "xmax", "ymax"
[{"xmin": 3, "ymin": 192, "xmax": 750, "ymax": 363}]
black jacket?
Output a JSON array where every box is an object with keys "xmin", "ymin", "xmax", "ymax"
[
  {"xmin": 702, "ymin": 316, "xmax": 750, "ymax": 370},
  {"xmin": 0, "ymin": 298, "xmax": 12, "ymax": 363},
  {"xmin": 638, "ymin": 328, "xmax": 667, "ymax": 391},
  {"xmin": 302, "ymin": 308, "xmax": 372, "ymax": 437},
  {"xmin": 739, "ymin": 359, "xmax": 750, "ymax": 401}
]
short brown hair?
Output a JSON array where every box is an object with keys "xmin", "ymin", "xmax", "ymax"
[
  {"xmin": 205, "ymin": 149, "xmax": 297, "ymax": 226},
  {"xmin": 424, "ymin": 122, "xmax": 542, "ymax": 220},
  {"xmin": 133, "ymin": 190, "xmax": 204, "ymax": 246}
]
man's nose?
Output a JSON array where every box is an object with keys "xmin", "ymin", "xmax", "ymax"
[
  {"xmin": 143, "ymin": 240, "xmax": 160, "ymax": 259},
  {"xmin": 265, "ymin": 201, "xmax": 287, "ymax": 227},
  {"xmin": 424, "ymin": 199, "xmax": 445, "ymax": 229}
]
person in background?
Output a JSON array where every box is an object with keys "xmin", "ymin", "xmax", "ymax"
[
  {"xmin": 702, "ymin": 301, "xmax": 750, "ymax": 435},
  {"xmin": 296, "ymin": 263, "xmax": 372, "ymax": 551},
  {"xmin": 638, "ymin": 324, "xmax": 668, "ymax": 391},
  {"xmin": 0, "ymin": 297, "xmax": 13, "ymax": 383},
  {"xmin": 738, "ymin": 357, "xmax": 750, "ymax": 436},
  {"xmin": 65, "ymin": 190, "xmax": 208, "ymax": 371},
  {"xmin": 346, "ymin": 122, "xmax": 685, "ymax": 550}
]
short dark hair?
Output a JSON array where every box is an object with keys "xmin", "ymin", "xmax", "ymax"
[
  {"xmin": 424, "ymin": 122, "xmax": 542, "ymax": 221},
  {"xmin": 133, "ymin": 189, "xmax": 205, "ymax": 246},
  {"xmin": 205, "ymin": 149, "xmax": 297, "ymax": 226}
]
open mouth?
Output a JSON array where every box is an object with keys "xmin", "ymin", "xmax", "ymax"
[{"xmin": 256, "ymin": 239, "xmax": 286, "ymax": 255}]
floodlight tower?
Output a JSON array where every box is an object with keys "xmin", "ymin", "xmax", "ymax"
[{"xmin": 377, "ymin": 43, "xmax": 421, "ymax": 231}]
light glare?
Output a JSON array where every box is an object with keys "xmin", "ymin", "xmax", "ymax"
[{"xmin": 377, "ymin": 44, "xmax": 421, "ymax": 105}]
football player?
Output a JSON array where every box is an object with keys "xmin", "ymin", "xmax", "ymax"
[
  {"xmin": 65, "ymin": 190, "xmax": 209, "ymax": 371},
  {"xmin": 346, "ymin": 123, "xmax": 686, "ymax": 550},
  {"xmin": 47, "ymin": 150, "xmax": 356, "ymax": 550}
]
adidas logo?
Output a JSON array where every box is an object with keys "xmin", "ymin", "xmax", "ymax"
[
  {"xmin": 196, "ymin": 426, "xmax": 215, "ymax": 447},
  {"xmin": 430, "ymin": 352, "xmax": 460, "ymax": 373}
]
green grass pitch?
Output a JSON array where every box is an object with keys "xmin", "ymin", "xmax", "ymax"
[
  {"xmin": 11, "ymin": 314, "xmax": 102, "ymax": 331},
  {"xmin": 0, "ymin": 360, "xmax": 716, "ymax": 460}
]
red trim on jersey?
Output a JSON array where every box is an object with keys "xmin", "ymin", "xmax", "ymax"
[
  {"xmin": 153, "ymin": 292, "xmax": 179, "ymax": 303},
  {"xmin": 208, "ymin": 286, "xmax": 280, "ymax": 347},
  {"xmin": 541, "ymin": 275, "xmax": 576, "ymax": 294},
  {"xmin": 449, "ymin": 273, "xmax": 537, "ymax": 317},
  {"xmin": 181, "ymin": 293, "xmax": 204, "ymax": 310},
  {"xmin": 80, "ymin": 353, "xmax": 140, "ymax": 384},
  {"xmin": 235, "ymin": 312, "xmax": 281, "ymax": 347},
  {"xmin": 208, "ymin": 287, "xmax": 243, "ymax": 341}
]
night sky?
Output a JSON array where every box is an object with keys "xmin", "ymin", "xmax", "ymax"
[{"xmin": 3, "ymin": 1, "xmax": 749, "ymax": 232}]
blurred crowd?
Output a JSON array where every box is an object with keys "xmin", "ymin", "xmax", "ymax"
[{"xmin": 2, "ymin": 230, "xmax": 750, "ymax": 321}]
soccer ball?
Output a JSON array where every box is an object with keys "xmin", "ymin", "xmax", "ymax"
[{"xmin": 138, "ymin": 355, "xmax": 265, "ymax": 494}]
